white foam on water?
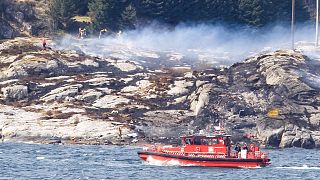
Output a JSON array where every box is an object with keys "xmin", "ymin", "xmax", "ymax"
[
  {"xmin": 145, "ymin": 156, "xmax": 196, "ymax": 167},
  {"xmin": 240, "ymin": 166, "xmax": 262, "ymax": 169},
  {"xmin": 276, "ymin": 165, "xmax": 320, "ymax": 170},
  {"xmin": 36, "ymin": 156, "xmax": 45, "ymax": 160}
]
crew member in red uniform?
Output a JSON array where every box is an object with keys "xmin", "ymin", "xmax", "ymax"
[{"xmin": 249, "ymin": 144, "xmax": 255, "ymax": 152}]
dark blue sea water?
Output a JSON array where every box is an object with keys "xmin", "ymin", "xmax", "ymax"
[{"xmin": 0, "ymin": 143, "xmax": 319, "ymax": 180}]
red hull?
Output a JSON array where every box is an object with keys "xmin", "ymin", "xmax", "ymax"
[{"xmin": 138, "ymin": 151, "xmax": 270, "ymax": 168}]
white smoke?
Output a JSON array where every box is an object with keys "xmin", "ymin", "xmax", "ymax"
[{"xmin": 56, "ymin": 22, "xmax": 317, "ymax": 66}]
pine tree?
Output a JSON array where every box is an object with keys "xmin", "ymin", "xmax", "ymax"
[
  {"xmin": 48, "ymin": 0, "xmax": 84, "ymax": 29},
  {"xmin": 137, "ymin": 0, "xmax": 169, "ymax": 22},
  {"xmin": 48, "ymin": 0, "xmax": 313, "ymax": 31},
  {"xmin": 201, "ymin": 0, "xmax": 237, "ymax": 23},
  {"xmin": 263, "ymin": 0, "xmax": 310, "ymax": 25},
  {"xmin": 77, "ymin": 0, "xmax": 89, "ymax": 16},
  {"xmin": 120, "ymin": 4, "xmax": 137, "ymax": 30},
  {"xmin": 88, "ymin": 0, "xmax": 109, "ymax": 30},
  {"xmin": 237, "ymin": 0, "xmax": 272, "ymax": 27},
  {"xmin": 89, "ymin": 0, "xmax": 132, "ymax": 31}
]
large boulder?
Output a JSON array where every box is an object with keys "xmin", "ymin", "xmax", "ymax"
[
  {"xmin": 265, "ymin": 128, "xmax": 284, "ymax": 147},
  {"xmin": 301, "ymin": 133, "xmax": 315, "ymax": 149},
  {"xmin": 41, "ymin": 84, "xmax": 83, "ymax": 102},
  {"xmin": 76, "ymin": 90, "xmax": 103, "ymax": 103},
  {"xmin": 4, "ymin": 55, "xmax": 63, "ymax": 79},
  {"xmin": 292, "ymin": 137, "xmax": 302, "ymax": 147},
  {"xmin": 289, "ymin": 131, "xmax": 316, "ymax": 149},
  {"xmin": 190, "ymin": 84, "xmax": 212, "ymax": 116},
  {"xmin": 279, "ymin": 131, "xmax": 295, "ymax": 148},
  {"xmin": 1, "ymin": 85, "xmax": 28, "ymax": 100}
]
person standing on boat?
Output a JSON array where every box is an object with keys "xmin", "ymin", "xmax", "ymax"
[
  {"xmin": 242, "ymin": 143, "xmax": 248, "ymax": 150},
  {"xmin": 249, "ymin": 144, "xmax": 255, "ymax": 152},
  {"xmin": 234, "ymin": 143, "xmax": 241, "ymax": 157},
  {"xmin": 241, "ymin": 143, "xmax": 248, "ymax": 158},
  {"xmin": 225, "ymin": 137, "xmax": 231, "ymax": 157}
]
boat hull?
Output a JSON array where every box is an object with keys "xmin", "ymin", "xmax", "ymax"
[{"xmin": 138, "ymin": 151, "xmax": 270, "ymax": 168}]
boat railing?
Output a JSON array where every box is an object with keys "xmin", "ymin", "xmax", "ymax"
[
  {"xmin": 142, "ymin": 145, "xmax": 269, "ymax": 159},
  {"xmin": 162, "ymin": 150, "xmax": 227, "ymax": 157},
  {"xmin": 142, "ymin": 145, "xmax": 157, "ymax": 151},
  {"xmin": 231, "ymin": 150, "xmax": 269, "ymax": 159},
  {"xmin": 247, "ymin": 151, "xmax": 269, "ymax": 159},
  {"xmin": 260, "ymin": 151, "xmax": 269, "ymax": 159},
  {"xmin": 162, "ymin": 150, "xmax": 225, "ymax": 155}
]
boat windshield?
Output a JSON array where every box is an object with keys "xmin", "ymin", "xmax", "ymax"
[{"xmin": 184, "ymin": 137, "xmax": 219, "ymax": 145}]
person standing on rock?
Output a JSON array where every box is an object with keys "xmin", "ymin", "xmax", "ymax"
[
  {"xmin": 118, "ymin": 126, "xmax": 122, "ymax": 139},
  {"xmin": 99, "ymin": 28, "xmax": 108, "ymax": 39},
  {"xmin": 42, "ymin": 38, "xmax": 47, "ymax": 50},
  {"xmin": 0, "ymin": 128, "xmax": 3, "ymax": 142},
  {"xmin": 79, "ymin": 27, "xmax": 86, "ymax": 39}
]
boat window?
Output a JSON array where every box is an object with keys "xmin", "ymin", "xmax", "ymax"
[
  {"xmin": 185, "ymin": 138, "xmax": 192, "ymax": 145},
  {"xmin": 201, "ymin": 139, "xmax": 210, "ymax": 145},
  {"xmin": 210, "ymin": 138, "xmax": 218, "ymax": 145},
  {"xmin": 194, "ymin": 137, "xmax": 202, "ymax": 145}
]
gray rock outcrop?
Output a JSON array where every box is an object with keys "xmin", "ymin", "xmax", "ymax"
[
  {"xmin": 0, "ymin": 21, "xmax": 15, "ymax": 39},
  {"xmin": 0, "ymin": 38, "xmax": 320, "ymax": 148},
  {"xmin": 1, "ymin": 85, "xmax": 28, "ymax": 100}
]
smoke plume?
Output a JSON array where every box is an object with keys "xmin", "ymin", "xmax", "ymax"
[{"xmin": 57, "ymin": 22, "xmax": 317, "ymax": 66}]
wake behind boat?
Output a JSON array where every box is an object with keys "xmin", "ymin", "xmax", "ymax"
[{"xmin": 138, "ymin": 131, "xmax": 270, "ymax": 168}]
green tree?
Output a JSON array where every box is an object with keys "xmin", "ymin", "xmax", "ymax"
[
  {"xmin": 48, "ymin": 0, "xmax": 313, "ymax": 32},
  {"xmin": 88, "ymin": 0, "xmax": 110, "ymax": 30},
  {"xmin": 89, "ymin": 0, "xmax": 133, "ymax": 31},
  {"xmin": 120, "ymin": 4, "xmax": 137, "ymax": 30},
  {"xmin": 48, "ymin": 0, "xmax": 88, "ymax": 30},
  {"xmin": 77, "ymin": 0, "xmax": 89, "ymax": 16},
  {"xmin": 137, "ymin": 0, "xmax": 170, "ymax": 22},
  {"xmin": 200, "ymin": 0, "xmax": 237, "ymax": 23},
  {"xmin": 272, "ymin": 0, "xmax": 310, "ymax": 23},
  {"xmin": 237, "ymin": 0, "xmax": 273, "ymax": 27}
]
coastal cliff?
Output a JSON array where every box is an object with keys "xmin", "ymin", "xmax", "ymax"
[{"xmin": 0, "ymin": 37, "xmax": 319, "ymax": 148}]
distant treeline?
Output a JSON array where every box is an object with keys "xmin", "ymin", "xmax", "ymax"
[{"xmin": 48, "ymin": 0, "xmax": 312, "ymax": 32}]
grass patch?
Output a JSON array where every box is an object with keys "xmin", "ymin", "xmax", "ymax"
[
  {"xmin": 71, "ymin": 16, "xmax": 92, "ymax": 23},
  {"xmin": 42, "ymin": 110, "xmax": 75, "ymax": 120}
]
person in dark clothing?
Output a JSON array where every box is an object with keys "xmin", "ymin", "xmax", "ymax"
[
  {"xmin": 242, "ymin": 143, "xmax": 248, "ymax": 150},
  {"xmin": 234, "ymin": 143, "xmax": 241, "ymax": 158},
  {"xmin": 42, "ymin": 38, "xmax": 47, "ymax": 50},
  {"xmin": 234, "ymin": 143, "xmax": 241, "ymax": 153}
]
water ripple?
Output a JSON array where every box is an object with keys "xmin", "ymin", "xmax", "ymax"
[{"xmin": 0, "ymin": 143, "xmax": 319, "ymax": 179}]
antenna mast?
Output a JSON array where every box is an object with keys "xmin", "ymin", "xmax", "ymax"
[
  {"xmin": 316, "ymin": 0, "xmax": 319, "ymax": 46},
  {"xmin": 291, "ymin": 0, "xmax": 295, "ymax": 50}
]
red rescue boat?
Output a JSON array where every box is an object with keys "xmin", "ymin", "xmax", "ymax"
[{"xmin": 138, "ymin": 132, "xmax": 270, "ymax": 168}]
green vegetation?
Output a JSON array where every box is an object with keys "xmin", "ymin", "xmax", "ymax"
[
  {"xmin": 88, "ymin": 0, "xmax": 136, "ymax": 31},
  {"xmin": 48, "ymin": 0, "xmax": 311, "ymax": 32}
]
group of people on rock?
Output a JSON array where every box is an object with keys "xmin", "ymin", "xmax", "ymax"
[
  {"xmin": 78, "ymin": 27, "xmax": 122, "ymax": 39},
  {"xmin": 79, "ymin": 27, "xmax": 87, "ymax": 39}
]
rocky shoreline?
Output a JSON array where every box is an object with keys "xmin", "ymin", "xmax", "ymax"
[{"xmin": 0, "ymin": 37, "xmax": 320, "ymax": 149}]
